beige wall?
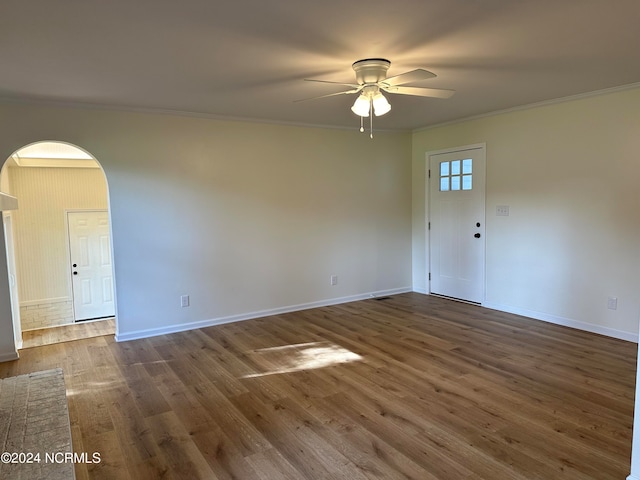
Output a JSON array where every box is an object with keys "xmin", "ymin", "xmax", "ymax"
[
  {"xmin": 0, "ymin": 104, "xmax": 413, "ymax": 349},
  {"xmin": 0, "ymin": 167, "xmax": 10, "ymax": 194},
  {"xmin": 412, "ymin": 86, "xmax": 640, "ymax": 339},
  {"xmin": 7, "ymin": 167, "xmax": 107, "ymax": 304}
]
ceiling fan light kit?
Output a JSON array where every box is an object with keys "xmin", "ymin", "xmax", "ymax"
[
  {"xmin": 371, "ymin": 92, "xmax": 391, "ymax": 116},
  {"xmin": 301, "ymin": 58, "xmax": 455, "ymax": 138},
  {"xmin": 350, "ymin": 94, "xmax": 371, "ymax": 117}
]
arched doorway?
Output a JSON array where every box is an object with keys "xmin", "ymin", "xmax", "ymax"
[{"xmin": 0, "ymin": 141, "xmax": 116, "ymax": 348}]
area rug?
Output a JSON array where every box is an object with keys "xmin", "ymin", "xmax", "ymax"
[{"xmin": 0, "ymin": 368, "xmax": 75, "ymax": 479}]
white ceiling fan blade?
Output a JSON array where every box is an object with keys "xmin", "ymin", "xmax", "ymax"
[
  {"xmin": 294, "ymin": 88, "xmax": 361, "ymax": 102},
  {"xmin": 304, "ymin": 78, "xmax": 360, "ymax": 88},
  {"xmin": 382, "ymin": 69, "xmax": 436, "ymax": 86},
  {"xmin": 382, "ymin": 85, "xmax": 455, "ymax": 99}
]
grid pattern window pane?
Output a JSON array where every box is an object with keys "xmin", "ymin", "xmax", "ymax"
[{"xmin": 439, "ymin": 159, "xmax": 473, "ymax": 192}]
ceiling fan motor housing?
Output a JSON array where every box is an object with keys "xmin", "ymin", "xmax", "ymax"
[{"xmin": 352, "ymin": 58, "xmax": 391, "ymax": 84}]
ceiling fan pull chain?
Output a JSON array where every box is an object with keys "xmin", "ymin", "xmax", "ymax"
[
  {"xmin": 370, "ymin": 102, "xmax": 373, "ymax": 139},
  {"xmin": 360, "ymin": 115, "xmax": 364, "ymax": 133}
]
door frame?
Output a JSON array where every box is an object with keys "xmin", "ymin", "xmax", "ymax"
[
  {"xmin": 3, "ymin": 212, "xmax": 22, "ymax": 349},
  {"xmin": 65, "ymin": 208, "xmax": 115, "ymax": 322},
  {"xmin": 425, "ymin": 143, "xmax": 486, "ymax": 302},
  {"xmin": 1, "ymin": 141, "xmax": 117, "ymax": 352}
]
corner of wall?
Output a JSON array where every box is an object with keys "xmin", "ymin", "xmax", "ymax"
[{"xmin": 0, "ymin": 350, "xmax": 19, "ymax": 363}]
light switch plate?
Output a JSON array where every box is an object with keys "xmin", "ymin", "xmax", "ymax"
[{"xmin": 496, "ymin": 205, "xmax": 510, "ymax": 216}]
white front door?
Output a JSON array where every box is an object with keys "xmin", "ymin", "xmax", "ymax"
[
  {"xmin": 428, "ymin": 145, "xmax": 486, "ymax": 303},
  {"xmin": 67, "ymin": 210, "xmax": 115, "ymax": 321}
]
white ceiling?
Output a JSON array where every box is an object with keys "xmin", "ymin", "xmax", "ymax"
[{"xmin": 1, "ymin": 0, "xmax": 639, "ymax": 131}]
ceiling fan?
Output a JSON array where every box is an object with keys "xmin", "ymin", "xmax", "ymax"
[{"xmin": 299, "ymin": 58, "xmax": 455, "ymax": 137}]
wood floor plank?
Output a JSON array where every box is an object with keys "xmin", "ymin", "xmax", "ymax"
[
  {"xmin": 0, "ymin": 292, "xmax": 635, "ymax": 479},
  {"xmin": 103, "ymin": 383, "xmax": 164, "ymax": 468},
  {"xmin": 322, "ymin": 390, "xmax": 481, "ymax": 479},
  {"xmin": 80, "ymin": 430, "xmax": 132, "ymax": 480},
  {"xmin": 189, "ymin": 380, "xmax": 273, "ymax": 457},
  {"xmin": 268, "ymin": 393, "xmax": 447, "ymax": 480},
  {"xmin": 192, "ymin": 429, "xmax": 263, "ymax": 480},
  {"xmin": 145, "ymin": 411, "xmax": 218, "ymax": 479},
  {"xmin": 21, "ymin": 318, "xmax": 115, "ymax": 349},
  {"xmin": 246, "ymin": 448, "xmax": 308, "ymax": 480},
  {"xmin": 230, "ymin": 390, "xmax": 360, "ymax": 480},
  {"xmin": 117, "ymin": 363, "xmax": 172, "ymax": 418}
]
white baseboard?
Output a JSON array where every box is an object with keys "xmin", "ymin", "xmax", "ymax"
[
  {"xmin": 626, "ymin": 475, "xmax": 639, "ymax": 480},
  {"xmin": 412, "ymin": 287, "xmax": 428, "ymax": 294},
  {"xmin": 0, "ymin": 350, "xmax": 19, "ymax": 363},
  {"xmin": 115, "ymin": 287, "xmax": 412, "ymax": 343},
  {"xmin": 483, "ymin": 301, "xmax": 638, "ymax": 343}
]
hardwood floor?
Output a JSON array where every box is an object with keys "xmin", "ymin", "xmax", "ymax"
[
  {"xmin": 0, "ymin": 293, "xmax": 635, "ymax": 479},
  {"xmin": 21, "ymin": 318, "xmax": 116, "ymax": 348}
]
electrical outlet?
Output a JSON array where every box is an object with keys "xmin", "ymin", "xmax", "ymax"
[
  {"xmin": 496, "ymin": 205, "xmax": 510, "ymax": 216},
  {"xmin": 330, "ymin": 275, "xmax": 338, "ymax": 286},
  {"xmin": 607, "ymin": 296, "xmax": 617, "ymax": 310},
  {"xmin": 181, "ymin": 295, "xmax": 190, "ymax": 307}
]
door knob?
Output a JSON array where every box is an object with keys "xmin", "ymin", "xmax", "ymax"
[
  {"xmin": 73, "ymin": 271, "xmax": 78, "ymax": 275},
  {"xmin": 474, "ymin": 233, "xmax": 481, "ymax": 238},
  {"xmin": 72, "ymin": 263, "xmax": 77, "ymax": 267},
  {"xmin": 476, "ymin": 222, "xmax": 481, "ymax": 227}
]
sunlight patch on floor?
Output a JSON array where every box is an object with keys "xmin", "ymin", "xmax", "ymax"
[{"xmin": 242, "ymin": 341, "xmax": 362, "ymax": 378}]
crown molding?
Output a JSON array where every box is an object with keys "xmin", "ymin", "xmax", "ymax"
[
  {"xmin": 2, "ymin": 82, "xmax": 637, "ymax": 136},
  {"xmin": 413, "ymin": 82, "xmax": 640, "ymax": 133},
  {"xmin": 0, "ymin": 96, "xmax": 405, "ymax": 134}
]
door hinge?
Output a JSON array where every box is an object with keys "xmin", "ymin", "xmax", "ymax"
[
  {"xmin": 428, "ymin": 273, "xmax": 431, "ymax": 281},
  {"xmin": 428, "ymin": 222, "xmax": 431, "ymax": 230},
  {"xmin": 428, "ymin": 169, "xmax": 431, "ymax": 178}
]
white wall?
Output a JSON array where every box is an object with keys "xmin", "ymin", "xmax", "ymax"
[
  {"xmin": 0, "ymin": 219, "xmax": 17, "ymax": 361},
  {"xmin": 412, "ymin": 86, "xmax": 640, "ymax": 340},
  {"xmin": 0, "ymin": 103, "xmax": 413, "ymax": 348},
  {"xmin": 0, "ymin": 168, "xmax": 18, "ymax": 358}
]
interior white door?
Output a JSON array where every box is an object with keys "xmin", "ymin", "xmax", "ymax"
[
  {"xmin": 429, "ymin": 145, "xmax": 486, "ymax": 303},
  {"xmin": 68, "ymin": 210, "xmax": 115, "ymax": 321}
]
